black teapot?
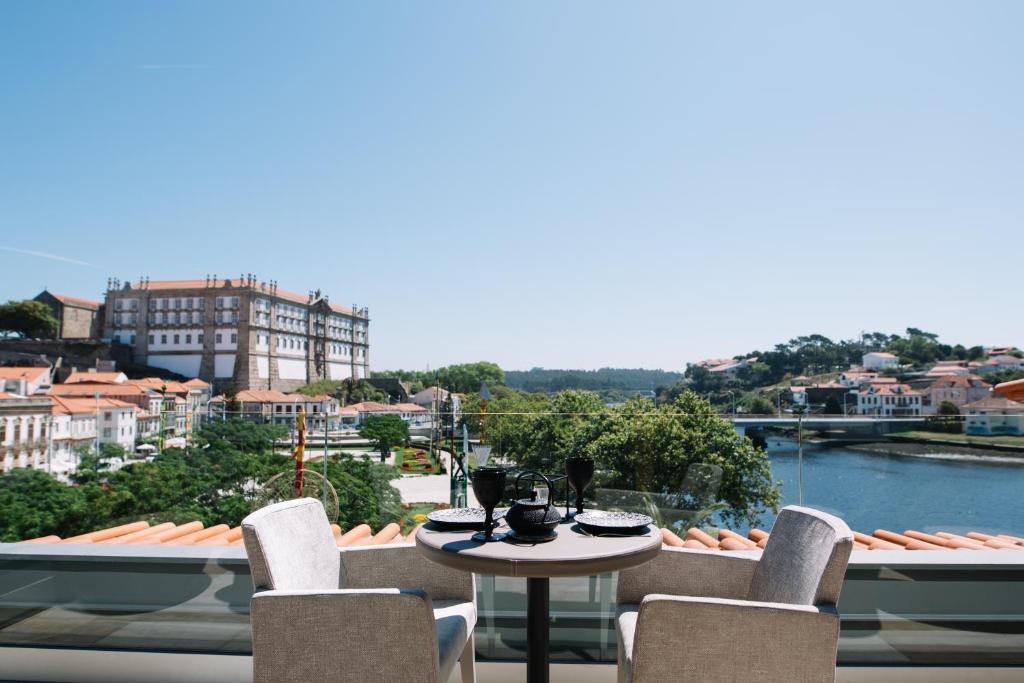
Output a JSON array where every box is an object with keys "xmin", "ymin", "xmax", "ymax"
[{"xmin": 505, "ymin": 471, "xmax": 562, "ymax": 541}]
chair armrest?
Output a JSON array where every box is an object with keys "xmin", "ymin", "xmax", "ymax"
[
  {"xmin": 339, "ymin": 543, "xmax": 475, "ymax": 602},
  {"xmin": 632, "ymin": 594, "xmax": 840, "ymax": 681},
  {"xmin": 616, "ymin": 546, "xmax": 760, "ymax": 604},
  {"xmin": 250, "ymin": 588, "xmax": 442, "ymax": 683}
]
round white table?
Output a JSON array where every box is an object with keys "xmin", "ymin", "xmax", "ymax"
[{"xmin": 416, "ymin": 518, "xmax": 662, "ymax": 683}]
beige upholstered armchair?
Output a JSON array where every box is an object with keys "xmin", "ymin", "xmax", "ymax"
[
  {"xmin": 242, "ymin": 499, "xmax": 476, "ymax": 683},
  {"xmin": 615, "ymin": 506, "xmax": 853, "ymax": 683}
]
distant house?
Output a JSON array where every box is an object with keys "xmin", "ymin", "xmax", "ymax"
[
  {"xmin": 346, "ymin": 401, "xmax": 428, "ymax": 426},
  {"xmin": 975, "ymin": 355, "xmax": 1024, "ymax": 376},
  {"xmin": 0, "ymin": 366, "xmax": 52, "ymax": 395},
  {"xmin": 837, "ymin": 370, "xmax": 879, "ymax": 388},
  {"xmin": 857, "ymin": 382, "xmax": 922, "ymax": 416},
  {"xmin": 708, "ymin": 357, "xmax": 759, "ymax": 380},
  {"xmin": 925, "ymin": 361, "xmax": 971, "ymax": 378},
  {"xmin": 926, "ymin": 375, "xmax": 991, "ymax": 414},
  {"xmin": 963, "ymin": 396, "xmax": 1024, "ymax": 436},
  {"xmin": 862, "ymin": 352, "xmax": 899, "ymax": 371},
  {"xmin": 410, "ymin": 386, "xmax": 462, "ymax": 415},
  {"xmin": 33, "ymin": 290, "xmax": 102, "ymax": 339}
]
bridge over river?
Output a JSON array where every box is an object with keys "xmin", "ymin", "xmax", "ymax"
[{"xmin": 726, "ymin": 415, "xmax": 928, "ymax": 441}]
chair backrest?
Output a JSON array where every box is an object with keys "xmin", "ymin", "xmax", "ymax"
[
  {"xmin": 746, "ymin": 505, "xmax": 853, "ymax": 606},
  {"xmin": 241, "ymin": 498, "xmax": 340, "ymax": 591}
]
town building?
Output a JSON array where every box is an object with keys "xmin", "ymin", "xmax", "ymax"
[
  {"xmin": 707, "ymin": 357, "xmax": 759, "ymax": 380},
  {"xmin": 857, "ymin": 382, "xmax": 923, "ymax": 416},
  {"xmin": 100, "ymin": 276, "xmax": 370, "ymax": 392},
  {"xmin": 217, "ymin": 389, "xmax": 342, "ymax": 430},
  {"xmin": 963, "ymin": 396, "xmax": 1024, "ymax": 436},
  {"xmin": 975, "ymin": 354, "xmax": 1024, "ymax": 376},
  {"xmin": 0, "ymin": 366, "xmax": 52, "ymax": 395},
  {"xmin": 0, "ymin": 393, "xmax": 54, "ymax": 472},
  {"xmin": 32, "ymin": 290, "xmax": 102, "ymax": 339},
  {"xmin": 926, "ymin": 375, "xmax": 992, "ymax": 414},
  {"xmin": 837, "ymin": 370, "xmax": 879, "ymax": 388},
  {"xmin": 49, "ymin": 395, "xmax": 98, "ymax": 466},
  {"xmin": 862, "ymin": 352, "xmax": 899, "ymax": 371},
  {"xmin": 925, "ymin": 360, "xmax": 972, "ymax": 378}
]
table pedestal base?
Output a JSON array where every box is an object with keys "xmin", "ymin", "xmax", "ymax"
[{"xmin": 527, "ymin": 577, "xmax": 549, "ymax": 683}]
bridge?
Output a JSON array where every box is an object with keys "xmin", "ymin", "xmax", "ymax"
[{"xmin": 724, "ymin": 415, "xmax": 928, "ymax": 442}]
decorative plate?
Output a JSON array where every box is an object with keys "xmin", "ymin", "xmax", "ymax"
[
  {"xmin": 427, "ymin": 507, "xmax": 508, "ymax": 529},
  {"xmin": 574, "ymin": 511, "xmax": 653, "ymax": 532}
]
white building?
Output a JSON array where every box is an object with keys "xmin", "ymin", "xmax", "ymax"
[
  {"xmin": 0, "ymin": 394, "xmax": 54, "ymax": 472},
  {"xmin": 50, "ymin": 396, "xmax": 99, "ymax": 466},
  {"xmin": 0, "ymin": 367, "xmax": 52, "ymax": 395},
  {"xmin": 837, "ymin": 370, "xmax": 880, "ymax": 388},
  {"xmin": 964, "ymin": 396, "xmax": 1024, "ymax": 436},
  {"xmin": 95, "ymin": 398, "xmax": 138, "ymax": 450},
  {"xmin": 857, "ymin": 382, "xmax": 923, "ymax": 416},
  {"xmin": 862, "ymin": 352, "xmax": 899, "ymax": 371}
]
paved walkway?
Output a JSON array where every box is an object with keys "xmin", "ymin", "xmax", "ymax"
[{"xmin": 393, "ymin": 451, "xmax": 479, "ymax": 506}]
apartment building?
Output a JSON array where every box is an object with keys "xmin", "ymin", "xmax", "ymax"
[
  {"xmin": 101, "ymin": 276, "xmax": 370, "ymax": 391},
  {"xmin": 927, "ymin": 375, "xmax": 992, "ymax": 414},
  {"xmin": 0, "ymin": 394, "xmax": 54, "ymax": 473},
  {"xmin": 857, "ymin": 382, "xmax": 923, "ymax": 416}
]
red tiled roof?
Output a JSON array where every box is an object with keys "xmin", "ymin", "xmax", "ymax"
[
  {"xmin": 124, "ymin": 279, "xmax": 357, "ymax": 316},
  {"xmin": 963, "ymin": 396, "xmax": 1024, "ymax": 412},
  {"xmin": 184, "ymin": 378, "xmax": 210, "ymax": 388},
  {"xmin": 930, "ymin": 375, "xmax": 990, "ymax": 390},
  {"xmin": 64, "ymin": 371, "xmax": 125, "ymax": 385},
  {"xmin": 126, "ymin": 378, "xmax": 190, "ymax": 394},
  {"xmin": 49, "ymin": 395, "xmax": 137, "ymax": 414},
  {"xmin": 393, "ymin": 403, "xmax": 427, "ymax": 412},
  {"xmin": 235, "ymin": 389, "xmax": 292, "ymax": 403},
  {"xmin": 0, "ymin": 367, "xmax": 49, "ymax": 382},
  {"xmin": 50, "ymin": 293, "xmax": 101, "ymax": 309},
  {"xmin": 49, "ymin": 383, "xmax": 147, "ymax": 398},
  {"xmin": 18, "ymin": 518, "xmax": 1024, "ymax": 552}
]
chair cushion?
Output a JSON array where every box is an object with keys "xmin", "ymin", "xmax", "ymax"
[
  {"xmin": 616, "ymin": 604, "xmax": 639, "ymax": 683},
  {"xmin": 434, "ymin": 600, "xmax": 477, "ymax": 681},
  {"xmin": 242, "ymin": 499, "xmax": 340, "ymax": 591},
  {"xmin": 747, "ymin": 505, "xmax": 852, "ymax": 606}
]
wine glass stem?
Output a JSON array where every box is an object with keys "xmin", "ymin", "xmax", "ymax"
[
  {"xmin": 575, "ymin": 493, "xmax": 584, "ymax": 515},
  {"xmin": 485, "ymin": 508, "xmax": 493, "ymax": 541}
]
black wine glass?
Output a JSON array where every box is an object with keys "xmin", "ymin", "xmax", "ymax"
[
  {"xmin": 471, "ymin": 467, "xmax": 507, "ymax": 542},
  {"xmin": 565, "ymin": 457, "xmax": 595, "ymax": 517}
]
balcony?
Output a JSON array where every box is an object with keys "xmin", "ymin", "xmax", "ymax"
[{"xmin": 2, "ymin": 410, "xmax": 1022, "ymax": 682}]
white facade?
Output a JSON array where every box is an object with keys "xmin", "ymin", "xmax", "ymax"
[
  {"xmin": 863, "ymin": 352, "xmax": 899, "ymax": 371},
  {"xmin": 0, "ymin": 396, "xmax": 54, "ymax": 473},
  {"xmin": 857, "ymin": 384, "xmax": 923, "ymax": 416},
  {"xmin": 97, "ymin": 401, "xmax": 138, "ymax": 450}
]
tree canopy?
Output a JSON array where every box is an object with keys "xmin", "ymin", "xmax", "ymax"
[
  {"xmin": 358, "ymin": 414, "xmax": 410, "ymax": 462},
  {"xmin": 0, "ymin": 299, "xmax": 59, "ymax": 338},
  {"xmin": 373, "ymin": 362, "xmax": 505, "ymax": 394},
  {"xmin": 295, "ymin": 378, "xmax": 387, "ymax": 404},
  {"xmin": 0, "ymin": 419, "xmax": 403, "ymax": 541}
]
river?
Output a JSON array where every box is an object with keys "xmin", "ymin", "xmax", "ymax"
[{"xmin": 752, "ymin": 439, "xmax": 1024, "ymax": 537}]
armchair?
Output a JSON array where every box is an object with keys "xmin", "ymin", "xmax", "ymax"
[
  {"xmin": 615, "ymin": 505, "xmax": 853, "ymax": 682},
  {"xmin": 242, "ymin": 499, "xmax": 476, "ymax": 683}
]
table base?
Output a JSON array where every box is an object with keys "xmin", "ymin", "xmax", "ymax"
[{"xmin": 527, "ymin": 577, "xmax": 549, "ymax": 683}]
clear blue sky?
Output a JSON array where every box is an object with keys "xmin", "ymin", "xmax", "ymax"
[{"xmin": 2, "ymin": 2, "xmax": 1022, "ymax": 371}]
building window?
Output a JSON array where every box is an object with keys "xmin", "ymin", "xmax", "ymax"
[
  {"xmin": 231, "ymin": 333, "xmax": 237, "ymax": 343},
  {"xmin": 103, "ymin": 428, "xmax": 111, "ymax": 438},
  {"xmin": 113, "ymin": 334, "xmax": 121, "ymax": 344},
  {"xmin": 130, "ymin": 334, "xmax": 136, "ymax": 345},
  {"xmin": 173, "ymin": 334, "xmax": 180, "ymax": 344},
  {"xmin": 216, "ymin": 333, "xmax": 222, "ymax": 343},
  {"xmin": 198, "ymin": 333, "xmax": 204, "ymax": 344},
  {"xmin": 185, "ymin": 334, "xmax": 192, "ymax": 344},
  {"xmin": 161, "ymin": 334, "xmax": 167, "ymax": 344}
]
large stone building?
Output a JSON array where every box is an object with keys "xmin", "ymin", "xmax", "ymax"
[
  {"xmin": 100, "ymin": 276, "xmax": 370, "ymax": 391},
  {"xmin": 33, "ymin": 290, "xmax": 103, "ymax": 339}
]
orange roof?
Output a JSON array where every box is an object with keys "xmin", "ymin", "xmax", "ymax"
[
  {"xmin": 393, "ymin": 402, "xmax": 427, "ymax": 412},
  {"xmin": 0, "ymin": 366, "xmax": 50, "ymax": 383},
  {"xmin": 49, "ymin": 383, "xmax": 147, "ymax": 398},
  {"xmin": 126, "ymin": 378, "xmax": 190, "ymax": 394},
  {"xmin": 929, "ymin": 374, "xmax": 990, "ymax": 390},
  {"xmin": 49, "ymin": 293, "xmax": 100, "ymax": 309},
  {"xmin": 123, "ymin": 279, "xmax": 357, "ymax": 316},
  {"xmin": 995, "ymin": 378, "xmax": 1024, "ymax": 402},
  {"xmin": 17, "ymin": 517, "xmax": 1024, "ymax": 552},
  {"xmin": 50, "ymin": 395, "xmax": 136, "ymax": 414},
  {"xmin": 64, "ymin": 371, "xmax": 125, "ymax": 384},
  {"xmin": 235, "ymin": 389, "xmax": 292, "ymax": 403},
  {"xmin": 184, "ymin": 378, "xmax": 210, "ymax": 388},
  {"xmin": 864, "ymin": 383, "xmax": 921, "ymax": 396},
  {"xmin": 347, "ymin": 401, "xmax": 400, "ymax": 412},
  {"xmin": 963, "ymin": 396, "xmax": 1024, "ymax": 412}
]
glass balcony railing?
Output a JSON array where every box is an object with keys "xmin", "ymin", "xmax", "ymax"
[{"xmin": 2, "ymin": 406, "xmax": 1023, "ymax": 679}]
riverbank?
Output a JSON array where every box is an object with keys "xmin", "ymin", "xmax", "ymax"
[
  {"xmin": 846, "ymin": 440, "xmax": 1024, "ymax": 466},
  {"xmin": 888, "ymin": 430, "xmax": 1024, "ymax": 451}
]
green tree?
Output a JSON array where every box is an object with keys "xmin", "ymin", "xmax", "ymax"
[
  {"xmin": 938, "ymin": 401, "xmax": 961, "ymax": 416},
  {"xmin": 741, "ymin": 395, "xmax": 776, "ymax": 415},
  {"xmin": 358, "ymin": 415, "xmax": 410, "ymax": 462},
  {"xmin": 296, "ymin": 378, "xmax": 387, "ymax": 404},
  {"xmin": 0, "ymin": 299, "xmax": 59, "ymax": 338},
  {"xmin": 583, "ymin": 393, "xmax": 780, "ymax": 528}
]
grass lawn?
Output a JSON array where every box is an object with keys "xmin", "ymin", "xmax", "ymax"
[{"xmin": 889, "ymin": 430, "xmax": 1024, "ymax": 448}]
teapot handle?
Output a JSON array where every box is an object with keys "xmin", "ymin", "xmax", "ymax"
[{"xmin": 514, "ymin": 470, "xmax": 553, "ymax": 511}]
